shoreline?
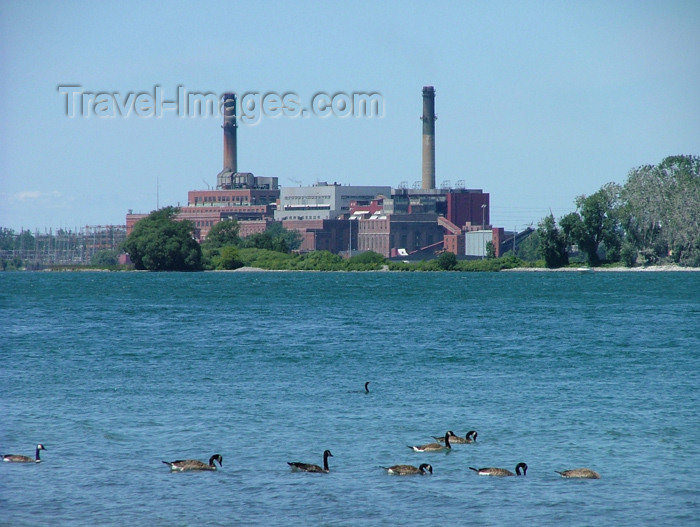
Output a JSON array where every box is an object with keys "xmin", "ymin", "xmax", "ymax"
[
  {"xmin": 15, "ymin": 264, "xmax": 699, "ymax": 273},
  {"xmin": 501, "ymin": 264, "xmax": 700, "ymax": 272},
  {"xmin": 228, "ymin": 264, "xmax": 700, "ymax": 273}
]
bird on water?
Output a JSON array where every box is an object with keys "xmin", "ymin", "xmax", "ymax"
[
  {"xmin": 408, "ymin": 432, "xmax": 452, "ymax": 452},
  {"xmin": 384, "ymin": 463, "xmax": 433, "ymax": 475},
  {"xmin": 433, "ymin": 430, "xmax": 478, "ymax": 444},
  {"xmin": 288, "ymin": 450, "xmax": 333, "ymax": 473},
  {"xmin": 470, "ymin": 462, "xmax": 528, "ymax": 477},
  {"xmin": 162, "ymin": 454, "xmax": 222, "ymax": 471},
  {"xmin": 2, "ymin": 444, "xmax": 46, "ymax": 463},
  {"xmin": 555, "ymin": 468, "xmax": 600, "ymax": 479}
]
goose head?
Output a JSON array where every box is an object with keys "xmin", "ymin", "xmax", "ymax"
[
  {"xmin": 419, "ymin": 463, "xmax": 433, "ymax": 474},
  {"xmin": 443, "ymin": 432, "xmax": 452, "ymax": 448},
  {"xmin": 209, "ymin": 454, "xmax": 223, "ymax": 467},
  {"xmin": 515, "ymin": 462, "xmax": 527, "ymax": 476}
]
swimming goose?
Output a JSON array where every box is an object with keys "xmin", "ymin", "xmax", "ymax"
[
  {"xmin": 555, "ymin": 468, "xmax": 600, "ymax": 479},
  {"xmin": 408, "ymin": 432, "xmax": 451, "ymax": 452},
  {"xmin": 2, "ymin": 444, "xmax": 46, "ymax": 463},
  {"xmin": 384, "ymin": 463, "xmax": 433, "ymax": 475},
  {"xmin": 162, "ymin": 454, "xmax": 222, "ymax": 471},
  {"xmin": 469, "ymin": 462, "xmax": 527, "ymax": 477},
  {"xmin": 433, "ymin": 430, "xmax": 477, "ymax": 444},
  {"xmin": 288, "ymin": 450, "xmax": 333, "ymax": 473}
]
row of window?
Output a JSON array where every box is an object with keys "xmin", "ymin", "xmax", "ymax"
[
  {"xmin": 284, "ymin": 195, "xmax": 332, "ymax": 200},
  {"xmin": 194, "ymin": 195, "xmax": 276, "ymax": 204}
]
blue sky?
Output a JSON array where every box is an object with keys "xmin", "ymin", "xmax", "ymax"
[{"xmin": 1, "ymin": 0, "xmax": 698, "ymax": 233}]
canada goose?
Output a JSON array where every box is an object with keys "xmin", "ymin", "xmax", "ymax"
[
  {"xmin": 433, "ymin": 430, "xmax": 477, "ymax": 444},
  {"xmin": 2, "ymin": 444, "xmax": 46, "ymax": 463},
  {"xmin": 364, "ymin": 382, "xmax": 370, "ymax": 393},
  {"xmin": 469, "ymin": 462, "xmax": 527, "ymax": 477},
  {"xmin": 288, "ymin": 450, "xmax": 333, "ymax": 473},
  {"xmin": 384, "ymin": 463, "xmax": 433, "ymax": 475},
  {"xmin": 408, "ymin": 432, "xmax": 451, "ymax": 452},
  {"xmin": 162, "ymin": 454, "xmax": 222, "ymax": 471},
  {"xmin": 555, "ymin": 468, "xmax": 600, "ymax": 479}
]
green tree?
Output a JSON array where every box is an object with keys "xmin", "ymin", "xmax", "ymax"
[
  {"xmin": 485, "ymin": 241, "xmax": 496, "ymax": 259},
  {"xmin": 537, "ymin": 213, "xmax": 569, "ymax": 268},
  {"xmin": 437, "ymin": 251, "xmax": 457, "ymax": 270},
  {"xmin": 203, "ymin": 219, "xmax": 241, "ymax": 249},
  {"xmin": 243, "ymin": 224, "xmax": 300, "ymax": 254},
  {"xmin": 561, "ymin": 183, "xmax": 622, "ymax": 266},
  {"xmin": 15, "ymin": 229, "xmax": 35, "ymax": 251},
  {"xmin": 265, "ymin": 222, "xmax": 302, "ymax": 251},
  {"xmin": 91, "ymin": 249, "xmax": 118, "ymax": 267},
  {"xmin": 516, "ymin": 231, "xmax": 540, "ymax": 262},
  {"xmin": 0, "ymin": 228, "xmax": 16, "ymax": 250},
  {"xmin": 621, "ymin": 155, "xmax": 700, "ymax": 266},
  {"xmin": 244, "ymin": 232, "xmax": 274, "ymax": 250},
  {"xmin": 214, "ymin": 246, "xmax": 244, "ymax": 270},
  {"xmin": 123, "ymin": 207, "xmax": 202, "ymax": 271},
  {"xmin": 620, "ymin": 241, "xmax": 637, "ymax": 267}
]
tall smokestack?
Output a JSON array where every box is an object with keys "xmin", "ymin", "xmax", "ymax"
[
  {"xmin": 421, "ymin": 86, "xmax": 436, "ymax": 190},
  {"xmin": 222, "ymin": 92, "xmax": 237, "ymax": 173}
]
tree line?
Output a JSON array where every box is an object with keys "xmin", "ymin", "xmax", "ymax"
[
  {"xmin": 119, "ymin": 154, "xmax": 699, "ymax": 271},
  {"xmin": 122, "ymin": 207, "xmax": 304, "ymax": 271},
  {"xmin": 534, "ymin": 155, "xmax": 699, "ymax": 268},
  {"xmin": 4, "ymin": 155, "xmax": 697, "ymax": 271}
]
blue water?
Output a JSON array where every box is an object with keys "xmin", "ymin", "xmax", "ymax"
[{"xmin": 2, "ymin": 271, "xmax": 699, "ymax": 526}]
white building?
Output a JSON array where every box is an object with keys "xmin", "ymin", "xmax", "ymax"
[
  {"xmin": 274, "ymin": 182, "xmax": 391, "ymax": 221},
  {"xmin": 464, "ymin": 229, "xmax": 493, "ymax": 257}
]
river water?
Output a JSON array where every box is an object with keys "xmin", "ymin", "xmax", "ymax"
[{"xmin": 2, "ymin": 271, "xmax": 699, "ymax": 526}]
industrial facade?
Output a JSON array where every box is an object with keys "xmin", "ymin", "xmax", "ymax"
[
  {"xmin": 356, "ymin": 213, "xmax": 445, "ymax": 257},
  {"xmin": 274, "ymin": 183, "xmax": 392, "ymax": 222},
  {"xmin": 125, "ymin": 85, "xmax": 528, "ymax": 259}
]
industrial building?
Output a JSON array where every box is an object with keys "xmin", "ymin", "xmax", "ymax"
[
  {"xmin": 275, "ymin": 183, "xmax": 392, "ymax": 222},
  {"xmin": 126, "ymin": 86, "xmax": 529, "ymax": 259}
]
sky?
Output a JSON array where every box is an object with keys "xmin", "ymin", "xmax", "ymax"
[{"xmin": 1, "ymin": 0, "xmax": 698, "ymax": 233}]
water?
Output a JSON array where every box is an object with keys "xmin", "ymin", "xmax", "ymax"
[{"xmin": 1, "ymin": 271, "xmax": 699, "ymax": 526}]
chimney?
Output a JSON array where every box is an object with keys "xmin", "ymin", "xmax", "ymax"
[
  {"xmin": 222, "ymin": 93, "xmax": 237, "ymax": 173},
  {"xmin": 421, "ymin": 86, "xmax": 436, "ymax": 190}
]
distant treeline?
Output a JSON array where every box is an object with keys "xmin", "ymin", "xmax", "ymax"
[
  {"xmin": 532, "ymin": 155, "xmax": 699, "ymax": 268},
  {"xmin": 3, "ymin": 155, "xmax": 697, "ymax": 271}
]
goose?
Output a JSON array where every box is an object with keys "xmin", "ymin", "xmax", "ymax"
[
  {"xmin": 384, "ymin": 463, "xmax": 433, "ymax": 475},
  {"xmin": 555, "ymin": 468, "xmax": 600, "ymax": 479},
  {"xmin": 408, "ymin": 432, "xmax": 451, "ymax": 452},
  {"xmin": 2, "ymin": 444, "xmax": 46, "ymax": 463},
  {"xmin": 162, "ymin": 454, "xmax": 222, "ymax": 471},
  {"xmin": 433, "ymin": 430, "xmax": 477, "ymax": 444},
  {"xmin": 288, "ymin": 450, "xmax": 333, "ymax": 473},
  {"xmin": 469, "ymin": 462, "xmax": 527, "ymax": 477}
]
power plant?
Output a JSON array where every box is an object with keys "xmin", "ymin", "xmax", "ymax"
[
  {"xmin": 421, "ymin": 86, "xmax": 436, "ymax": 190},
  {"xmin": 124, "ymin": 86, "xmax": 525, "ymax": 259}
]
